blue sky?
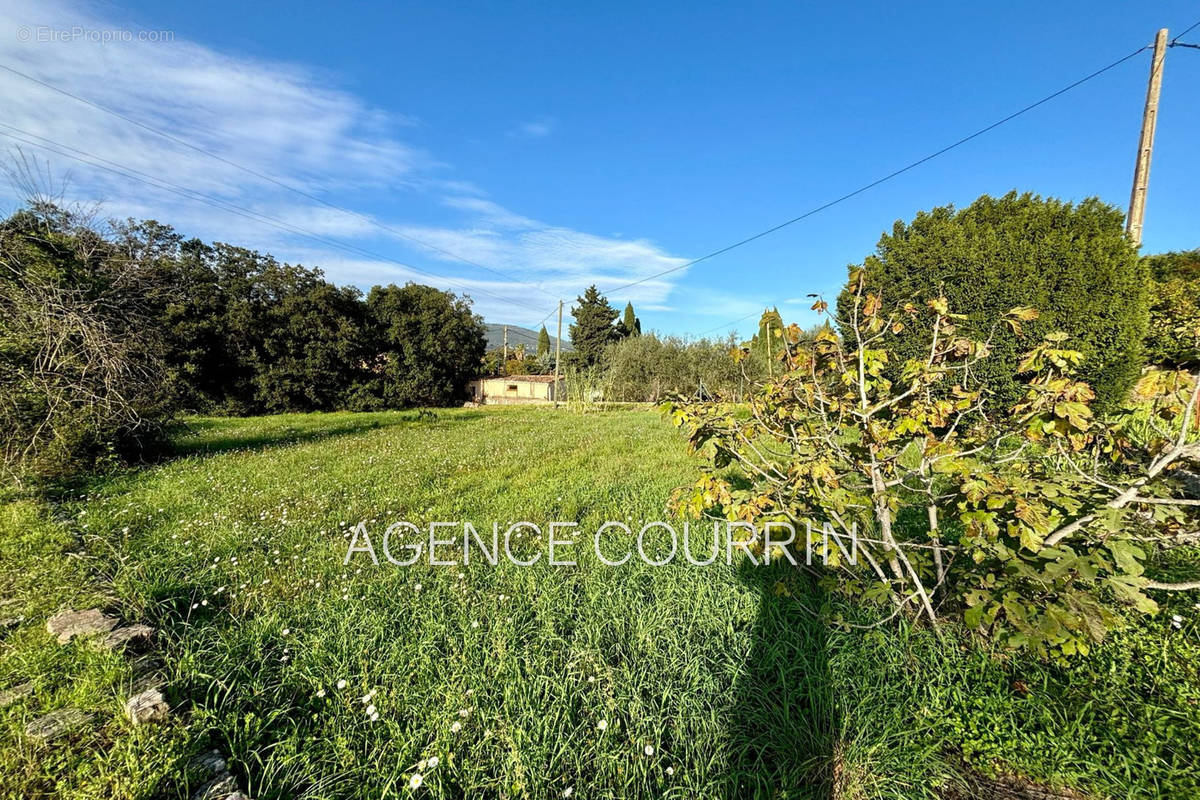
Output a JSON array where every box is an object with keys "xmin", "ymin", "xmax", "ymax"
[{"xmin": 2, "ymin": 1, "xmax": 1198, "ymax": 339}]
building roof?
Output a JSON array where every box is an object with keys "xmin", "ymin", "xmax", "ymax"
[{"xmin": 478, "ymin": 374, "xmax": 562, "ymax": 383}]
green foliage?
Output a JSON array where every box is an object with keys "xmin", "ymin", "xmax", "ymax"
[
  {"xmin": 0, "ymin": 206, "xmax": 173, "ymax": 483},
  {"xmin": 365, "ymin": 283, "xmax": 487, "ymax": 408},
  {"xmin": 838, "ymin": 192, "xmax": 1148, "ymax": 409},
  {"xmin": 569, "ymin": 285, "xmax": 619, "ymax": 366},
  {"xmin": 2, "ymin": 203, "xmax": 494, "ymax": 465},
  {"xmin": 617, "ymin": 301, "xmax": 641, "ymax": 338},
  {"xmin": 746, "ymin": 308, "xmax": 785, "ymax": 377},
  {"xmin": 672, "ymin": 286, "xmax": 1200, "ymax": 661},
  {"xmin": 537, "ymin": 324, "xmax": 551, "ymax": 356},
  {"xmin": 1143, "ymin": 248, "xmax": 1200, "ymax": 369},
  {"xmin": 604, "ymin": 333, "xmax": 745, "ymax": 402}
]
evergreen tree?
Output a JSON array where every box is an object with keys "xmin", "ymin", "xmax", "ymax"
[
  {"xmin": 569, "ymin": 285, "xmax": 619, "ymax": 366},
  {"xmin": 617, "ymin": 302, "xmax": 641, "ymax": 338},
  {"xmin": 1143, "ymin": 248, "xmax": 1200, "ymax": 368},
  {"xmin": 837, "ymin": 192, "xmax": 1147, "ymax": 409},
  {"xmin": 537, "ymin": 325, "xmax": 552, "ymax": 356},
  {"xmin": 748, "ymin": 308, "xmax": 785, "ymax": 375}
]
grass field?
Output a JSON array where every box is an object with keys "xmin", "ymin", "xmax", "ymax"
[{"xmin": 1, "ymin": 407, "xmax": 1199, "ymax": 799}]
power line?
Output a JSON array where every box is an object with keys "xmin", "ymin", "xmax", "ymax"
[
  {"xmin": 602, "ymin": 42, "xmax": 1153, "ymax": 298},
  {"xmin": 1170, "ymin": 19, "xmax": 1200, "ymax": 44},
  {"xmin": 695, "ymin": 309, "xmax": 762, "ymax": 337},
  {"xmin": 0, "ymin": 61, "xmax": 560, "ymax": 301},
  {"xmin": 0, "ymin": 123, "xmax": 558, "ymax": 317}
]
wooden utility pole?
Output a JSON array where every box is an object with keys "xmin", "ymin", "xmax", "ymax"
[
  {"xmin": 1126, "ymin": 28, "xmax": 1168, "ymax": 247},
  {"xmin": 553, "ymin": 300, "xmax": 563, "ymax": 408},
  {"xmin": 502, "ymin": 325, "xmax": 508, "ymax": 363}
]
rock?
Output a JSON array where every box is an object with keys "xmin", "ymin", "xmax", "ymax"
[
  {"xmin": 192, "ymin": 772, "xmax": 239, "ymax": 800},
  {"xmin": 46, "ymin": 609, "xmax": 117, "ymax": 644},
  {"xmin": 131, "ymin": 653, "xmax": 164, "ymax": 676},
  {"xmin": 124, "ymin": 687, "xmax": 169, "ymax": 724},
  {"xmin": 190, "ymin": 749, "xmax": 227, "ymax": 778},
  {"xmin": 25, "ymin": 708, "xmax": 92, "ymax": 741},
  {"xmin": 0, "ymin": 681, "xmax": 34, "ymax": 707},
  {"xmin": 94, "ymin": 624, "xmax": 154, "ymax": 651},
  {"xmin": 1180, "ymin": 469, "xmax": 1200, "ymax": 500},
  {"xmin": 131, "ymin": 673, "xmax": 167, "ymax": 697}
]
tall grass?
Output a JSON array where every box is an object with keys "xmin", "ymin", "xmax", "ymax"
[{"xmin": 0, "ymin": 407, "xmax": 1197, "ymax": 799}]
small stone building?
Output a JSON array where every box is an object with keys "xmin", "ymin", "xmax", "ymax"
[{"xmin": 467, "ymin": 375, "xmax": 564, "ymax": 405}]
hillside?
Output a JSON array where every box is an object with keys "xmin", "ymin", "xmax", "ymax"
[{"xmin": 484, "ymin": 323, "xmax": 572, "ymax": 352}]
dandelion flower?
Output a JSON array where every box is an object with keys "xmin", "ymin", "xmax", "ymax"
[
  {"xmin": 596, "ymin": 719, "xmax": 607, "ymax": 731},
  {"xmin": 282, "ymin": 628, "xmax": 290, "ymax": 636},
  {"xmin": 366, "ymin": 704, "xmax": 377, "ymax": 716},
  {"xmin": 666, "ymin": 766, "xmax": 675, "ymax": 776},
  {"xmin": 316, "ymin": 689, "xmax": 326, "ymax": 698},
  {"xmin": 427, "ymin": 755, "xmax": 439, "ymax": 768},
  {"xmin": 451, "ymin": 721, "xmax": 462, "ymax": 733},
  {"xmin": 370, "ymin": 711, "xmax": 380, "ymax": 721},
  {"xmin": 337, "ymin": 679, "xmax": 347, "ymax": 690},
  {"xmin": 408, "ymin": 773, "xmax": 423, "ymax": 790},
  {"xmin": 563, "ymin": 788, "xmax": 574, "ymax": 798},
  {"xmin": 644, "ymin": 744, "xmax": 654, "ymax": 755},
  {"xmin": 1172, "ymin": 614, "xmax": 1183, "ymax": 623}
]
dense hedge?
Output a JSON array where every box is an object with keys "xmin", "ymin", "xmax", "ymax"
[
  {"xmin": 838, "ymin": 192, "xmax": 1148, "ymax": 409},
  {"xmin": 1143, "ymin": 248, "xmax": 1200, "ymax": 369}
]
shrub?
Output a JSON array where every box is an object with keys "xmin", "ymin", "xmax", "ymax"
[
  {"xmin": 1143, "ymin": 248, "xmax": 1200, "ymax": 369},
  {"xmin": 671, "ymin": 283, "xmax": 1200, "ymax": 660},
  {"xmin": 604, "ymin": 333, "xmax": 745, "ymax": 402},
  {"xmin": 837, "ymin": 192, "xmax": 1148, "ymax": 410},
  {"xmin": 0, "ymin": 205, "xmax": 172, "ymax": 483}
]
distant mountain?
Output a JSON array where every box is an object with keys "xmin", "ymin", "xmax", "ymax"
[{"xmin": 484, "ymin": 323, "xmax": 572, "ymax": 353}]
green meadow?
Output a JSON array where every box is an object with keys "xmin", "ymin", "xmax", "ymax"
[{"xmin": 1, "ymin": 407, "xmax": 1198, "ymax": 799}]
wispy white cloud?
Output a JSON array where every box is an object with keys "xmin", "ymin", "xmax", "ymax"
[
  {"xmin": 510, "ymin": 117, "xmax": 556, "ymax": 139},
  {"xmin": 0, "ymin": 0, "xmax": 690, "ymax": 327}
]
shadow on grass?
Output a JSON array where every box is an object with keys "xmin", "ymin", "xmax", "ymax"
[
  {"xmin": 725, "ymin": 558, "xmax": 834, "ymax": 799},
  {"xmin": 167, "ymin": 410, "xmax": 485, "ymax": 457}
]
